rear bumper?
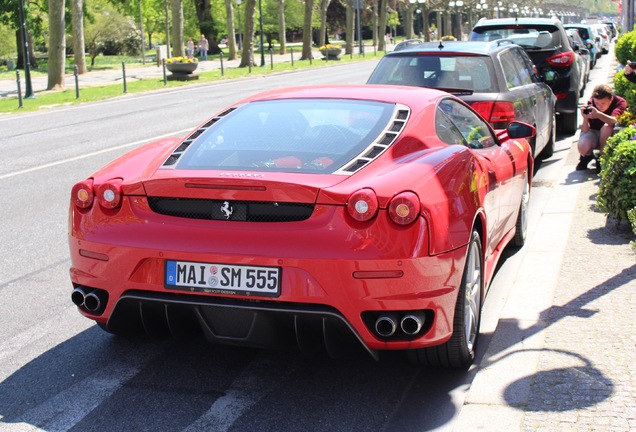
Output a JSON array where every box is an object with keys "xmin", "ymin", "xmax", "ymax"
[{"xmin": 69, "ymin": 198, "xmax": 468, "ymax": 354}]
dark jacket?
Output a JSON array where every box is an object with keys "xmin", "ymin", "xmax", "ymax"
[{"xmin": 624, "ymin": 69, "xmax": 636, "ymax": 84}]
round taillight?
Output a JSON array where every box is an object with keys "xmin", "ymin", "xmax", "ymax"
[
  {"xmin": 388, "ymin": 191, "xmax": 420, "ymax": 225},
  {"xmin": 347, "ymin": 188, "xmax": 379, "ymax": 222},
  {"xmin": 71, "ymin": 180, "xmax": 94, "ymax": 209},
  {"xmin": 96, "ymin": 179, "xmax": 123, "ymax": 209}
]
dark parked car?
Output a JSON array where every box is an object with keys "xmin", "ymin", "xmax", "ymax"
[
  {"xmin": 367, "ymin": 40, "xmax": 556, "ymax": 159},
  {"xmin": 470, "ymin": 17, "xmax": 581, "ymax": 134},
  {"xmin": 564, "ymin": 24, "xmax": 600, "ymax": 68},
  {"xmin": 566, "ymin": 29, "xmax": 590, "ymax": 96}
]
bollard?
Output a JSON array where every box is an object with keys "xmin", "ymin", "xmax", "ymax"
[
  {"xmin": 374, "ymin": 43, "xmax": 376, "ymax": 56},
  {"xmin": 249, "ymin": 50, "xmax": 252, "ymax": 73},
  {"xmin": 16, "ymin": 69, "xmax": 23, "ymax": 109},
  {"xmin": 310, "ymin": 53, "xmax": 312, "ymax": 65},
  {"xmin": 74, "ymin": 65, "xmax": 79, "ymax": 99},
  {"xmin": 350, "ymin": 50, "xmax": 353, "ymax": 60},
  {"xmin": 291, "ymin": 47, "xmax": 294, "ymax": 67},
  {"xmin": 325, "ymin": 49, "xmax": 328, "ymax": 64},
  {"xmin": 220, "ymin": 51, "xmax": 224, "ymax": 76},
  {"xmin": 162, "ymin": 59, "xmax": 167, "ymax": 86},
  {"xmin": 122, "ymin": 61, "xmax": 127, "ymax": 93},
  {"xmin": 270, "ymin": 47, "xmax": 273, "ymax": 70}
]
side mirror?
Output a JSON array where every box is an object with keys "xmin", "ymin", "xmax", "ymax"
[{"xmin": 507, "ymin": 121, "xmax": 536, "ymax": 139}]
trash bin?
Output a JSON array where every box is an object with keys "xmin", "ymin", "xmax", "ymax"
[{"xmin": 156, "ymin": 45, "xmax": 168, "ymax": 66}]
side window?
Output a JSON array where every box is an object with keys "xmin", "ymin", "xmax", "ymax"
[
  {"xmin": 498, "ymin": 51, "xmax": 521, "ymax": 89},
  {"xmin": 437, "ymin": 99, "xmax": 496, "ymax": 149},
  {"xmin": 509, "ymin": 49, "xmax": 534, "ymax": 85},
  {"xmin": 517, "ymin": 50, "xmax": 540, "ymax": 83}
]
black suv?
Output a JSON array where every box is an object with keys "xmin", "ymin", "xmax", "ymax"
[
  {"xmin": 367, "ymin": 40, "xmax": 556, "ymax": 159},
  {"xmin": 469, "ymin": 17, "xmax": 581, "ymax": 134}
]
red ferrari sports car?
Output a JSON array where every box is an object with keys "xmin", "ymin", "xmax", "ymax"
[{"xmin": 69, "ymin": 85, "xmax": 534, "ymax": 369}]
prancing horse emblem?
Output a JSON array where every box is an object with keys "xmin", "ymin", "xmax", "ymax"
[{"xmin": 221, "ymin": 201, "xmax": 233, "ymax": 219}]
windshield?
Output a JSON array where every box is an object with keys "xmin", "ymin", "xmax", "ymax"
[
  {"xmin": 368, "ymin": 54, "xmax": 497, "ymax": 92},
  {"xmin": 175, "ymin": 99, "xmax": 396, "ymax": 173},
  {"xmin": 470, "ymin": 25, "xmax": 562, "ymax": 50}
]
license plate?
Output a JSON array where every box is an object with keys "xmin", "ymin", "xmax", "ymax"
[{"xmin": 165, "ymin": 260, "xmax": 281, "ymax": 297}]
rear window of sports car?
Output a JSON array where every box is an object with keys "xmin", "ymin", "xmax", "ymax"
[{"xmin": 175, "ymin": 99, "xmax": 396, "ymax": 173}]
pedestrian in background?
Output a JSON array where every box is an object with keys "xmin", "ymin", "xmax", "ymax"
[
  {"xmin": 577, "ymin": 84, "xmax": 627, "ymax": 171},
  {"xmin": 187, "ymin": 37, "xmax": 195, "ymax": 59},
  {"xmin": 198, "ymin": 34, "xmax": 209, "ymax": 61}
]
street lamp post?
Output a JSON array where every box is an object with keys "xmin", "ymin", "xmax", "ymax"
[
  {"xmin": 236, "ymin": 0, "xmax": 243, "ymax": 50},
  {"xmin": 258, "ymin": 0, "xmax": 265, "ymax": 66},
  {"xmin": 17, "ymin": 0, "xmax": 34, "ymax": 99}
]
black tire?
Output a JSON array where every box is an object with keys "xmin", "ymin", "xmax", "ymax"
[
  {"xmin": 559, "ymin": 110, "xmax": 578, "ymax": 135},
  {"xmin": 407, "ymin": 230, "xmax": 483, "ymax": 369},
  {"xmin": 513, "ymin": 171, "xmax": 530, "ymax": 247},
  {"xmin": 539, "ymin": 111, "xmax": 556, "ymax": 160}
]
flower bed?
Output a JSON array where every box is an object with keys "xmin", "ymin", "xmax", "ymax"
[{"xmin": 319, "ymin": 44, "xmax": 342, "ymax": 60}]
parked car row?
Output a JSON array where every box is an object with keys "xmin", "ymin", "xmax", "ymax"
[{"xmin": 368, "ymin": 39, "xmax": 556, "ymax": 159}]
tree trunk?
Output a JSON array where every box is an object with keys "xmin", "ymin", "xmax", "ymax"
[
  {"xmin": 278, "ymin": 0, "xmax": 286, "ymax": 54},
  {"xmin": 164, "ymin": 0, "xmax": 172, "ymax": 57},
  {"xmin": 319, "ymin": 0, "xmax": 331, "ymax": 48},
  {"xmin": 194, "ymin": 0, "xmax": 220, "ymax": 53},
  {"xmin": 224, "ymin": 0, "xmax": 238, "ymax": 60},
  {"xmin": 71, "ymin": 0, "xmax": 87, "ymax": 74},
  {"xmin": 345, "ymin": 0, "xmax": 353, "ymax": 55},
  {"xmin": 378, "ymin": 0, "xmax": 388, "ymax": 51},
  {"xmin": 47, "ymin": 0, "xmax": 66, "ymax": 90},
  {"xmin": 16, "ymin": 31, "xmax": 38, "ymax": 70},
  {"xmin": 171, "ymin": 0, "xmax": 184, "ymax": 57},
  {"xmin": 404, "ymin": 2, "xmax": 415, "ymax": 39},
  {"xmin": 300, "ymin": 0, "xmax": 314, "ymax": 60},
  {"xmin": 239, "ymin": 0, "xmax": 256, "ymax": 67}
]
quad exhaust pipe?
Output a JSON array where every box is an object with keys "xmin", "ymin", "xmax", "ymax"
[
  {"xmin": 71, "ymin": 287, "xmax": 107, "ymax": 313},
  {"xmin": 375, "ymin": 314, "xmax": 398, "ymax": 337},
  {"xmin": 374, "ymin": 311, "xmax": 426, "ymax": 338},
  {"xmin": 400, "ymin": 313, "xmax": 424, "ymax": 335}
]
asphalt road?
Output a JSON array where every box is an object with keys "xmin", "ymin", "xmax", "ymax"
[{"xmin": 0, "ymin": 57, "xmax": 608, "ymax": 431}]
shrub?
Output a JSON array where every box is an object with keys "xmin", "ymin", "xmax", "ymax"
[
  {"xmin": 597, "ymin": 128, "xmax": 636, "ymax": 222},
  {"xmin": 614, "ymin": 30, "xmax": 636, "ymax": 65},
  {"xmin": 628, "ymin": 207, "xmax": 636, "ymax": 252},
  {"xmin": 616, "ymin": 107, "xmax": 636, "ymax": 127},
  {"xmin": 614, "ymin": 72, "xmax": 636, "ymax": 109}
]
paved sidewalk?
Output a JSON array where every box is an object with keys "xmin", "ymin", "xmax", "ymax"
[{"xmin": 454, "ymin": 59, "xmax": 636, "ymax": 431}]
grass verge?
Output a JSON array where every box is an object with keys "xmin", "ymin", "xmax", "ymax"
[{"xmin": 1, "ymin": 51, "xmax": 384, "ymax": 114}]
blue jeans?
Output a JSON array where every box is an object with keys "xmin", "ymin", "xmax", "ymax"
[{"xmin": 200, "ymin": 49, "xmax": 208, "ymax": 61}]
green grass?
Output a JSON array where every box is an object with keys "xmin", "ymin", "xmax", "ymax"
[{"xmin": 0, "ymin": 50, "xmax": 384, "ymax": 114}]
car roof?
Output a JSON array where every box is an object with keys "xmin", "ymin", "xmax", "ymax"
[
  {"xmin": 474, "ymin": 17, "xmax": 562, "ymax": 27},
  {"xmin": 387, "ymin": 40, "xmax": 514, "ymax": 56}
]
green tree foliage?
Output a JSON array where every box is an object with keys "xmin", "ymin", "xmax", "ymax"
[
  {"xmin": 0, "ymin": 22, "xmax": 16, "ymax": 57},
  {"xmin": 614, "ymin": 29, "xmax": 636, "ymax": 66},
  {"xmin": 84, "ymin": 4, "xmax": 141, "ymax": 64}
]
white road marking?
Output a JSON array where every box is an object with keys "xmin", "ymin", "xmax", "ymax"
[
  {"xmin": 0, "ymin": 128, "xmax": 191, "ymax": 181},
  {"xmin": 183, "ymin": 354, "xmax": 296, "ymax": 432}
]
